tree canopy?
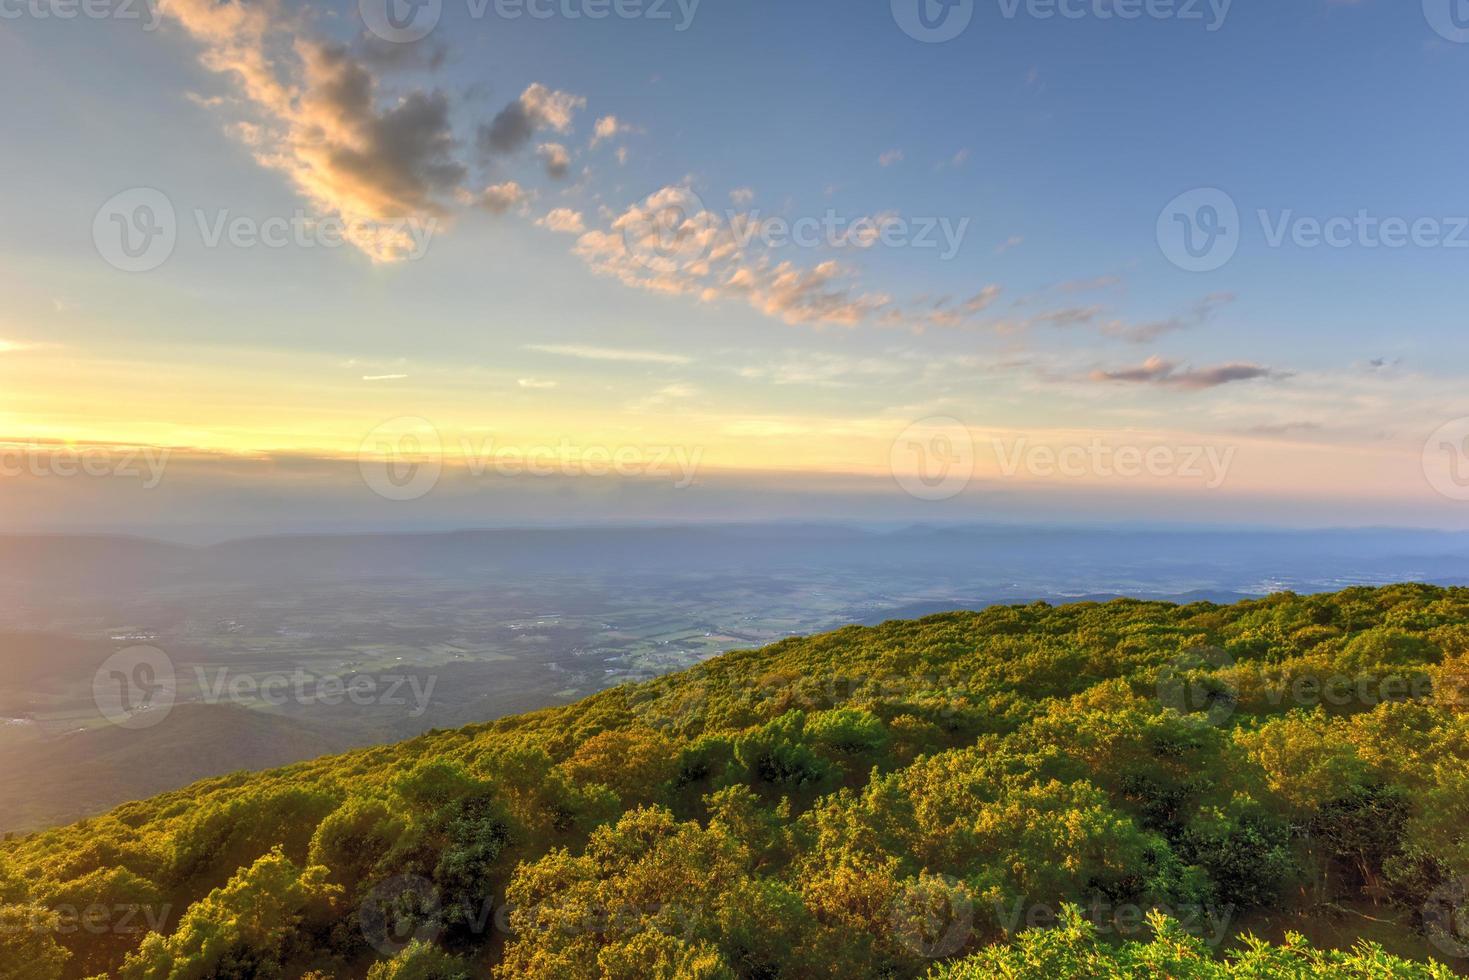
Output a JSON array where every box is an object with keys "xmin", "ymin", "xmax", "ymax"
[{"xmin": 4, "ymin": 585, "xmax": 1469, "ymax": 977}]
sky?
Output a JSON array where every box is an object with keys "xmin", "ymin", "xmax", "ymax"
[{"xmin": 3, "ymin": 0, "xmax": 1469, "ymax": 535}]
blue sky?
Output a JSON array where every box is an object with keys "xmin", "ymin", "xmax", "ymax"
[{"xmin": 2, "ymin": 0, "xmax": 1468, "ymax": 532}]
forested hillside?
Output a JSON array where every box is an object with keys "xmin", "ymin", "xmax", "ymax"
[{"xmin": 4, "ymin": 585, "xmax": 1469, "ymax": 978}]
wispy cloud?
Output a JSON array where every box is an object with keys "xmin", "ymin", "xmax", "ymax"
[
  {"xmin": 566, "ymin": 186, "xmax": 976, "ymax": 332},
  {"xmin": 524, "ymin": 343, "xmax": 692, "ymax": 365},
  {"xmin": 1089, "ymin": 355, "xmax": 1288, "ymax": 390}
]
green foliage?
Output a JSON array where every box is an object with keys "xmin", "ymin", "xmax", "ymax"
[
  {"xmin": 929, "ymin": 904, "xmax": 1456, "ymax": 978},
  {"xmin": 6, "ymin": 586, "xmax": 1469, "ymax": 977},
  {"xmin": 119, "ymin": 848, "xmax": 339, "ymax": 980},
  {"xmin": 364, "ymin": 940, "xmax": 473, "ymax": 980}
]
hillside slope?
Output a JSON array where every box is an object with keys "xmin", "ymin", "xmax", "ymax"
[
  {"xmin": 0, "ymin": 703, "xmax": 360, "ymax": 833},
  {"xmin": 4, "ymin": 585, "xmax": 1469, "ymax": 978}
]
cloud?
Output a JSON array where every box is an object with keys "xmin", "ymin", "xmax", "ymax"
[
  {"xmin": 878, "ymin": 149, "xmax": 905, "ymax": 167},
  {"xmin": 517, "ymin": 378, "xmax": 558, "ymax": 389},
  {"xmin": 590, "ymin": 115, "xmax": 636, "ymax": 147},
  {"xmin": 524, "ymin": 343, "xmax": 692, "ymax": 365},
  {"xmin": 1249, "ymin": 421, "xmax": 1323, "ymax": 435},
  {"xmin": 730, "ymin": 187, "xmax": 755, "ymax": 206},
  {"xmin": 1096, "ymin": 292, "xmax": 1235, "ymax": 344},
  {"xmin": 479, "ymin": 181, "xmax": 529, "ymax": 214},
  {"xmin": 566, "ymin": 186, "xmax": 923, "ymax": 330},
  {"xmin": 355, "ymin": 35, "xmax": 448, "ymax": 72},
  {"xmin": 1034, "ymin": 305, "xmax": 1103, "ymax": 328},
  {"xmin": 479, "ymin": 83, "xmax": 586, "ymax": 156},
  {"xmin": 1089, "ymin": 355, "xmax": 1288, "ymax": 390},
  {"xmin": 163, "ymin": 0, "xmax": 466, "ymax": 262},
  {"xmin": 628, "ymin": 382, "xmax": 698, "ymax": 411},
  {"xmin": 538, "ymin": 142, "xmax": 571, "ymax": 178},
  {"xmin": 363, "ymin": 373, "xmax": 408, "ymax": 381},
  {"xmin": 1055, "ymin": 275, "xmax": 1123, "ymax": 294},
  {"xmin": 537, "ymin": 208, "xmax": 586, "ymax": 234},
  {"xmin": 0, "ymin": 340, "xmax": 35, "ymax": 354},
  {"xmin": 737, "ymin": 351, "xmax": 909, "ymax": 387},
  {"xmin": 995, "ymin": 235, "xmax": 1024, "ymax": 254}
]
